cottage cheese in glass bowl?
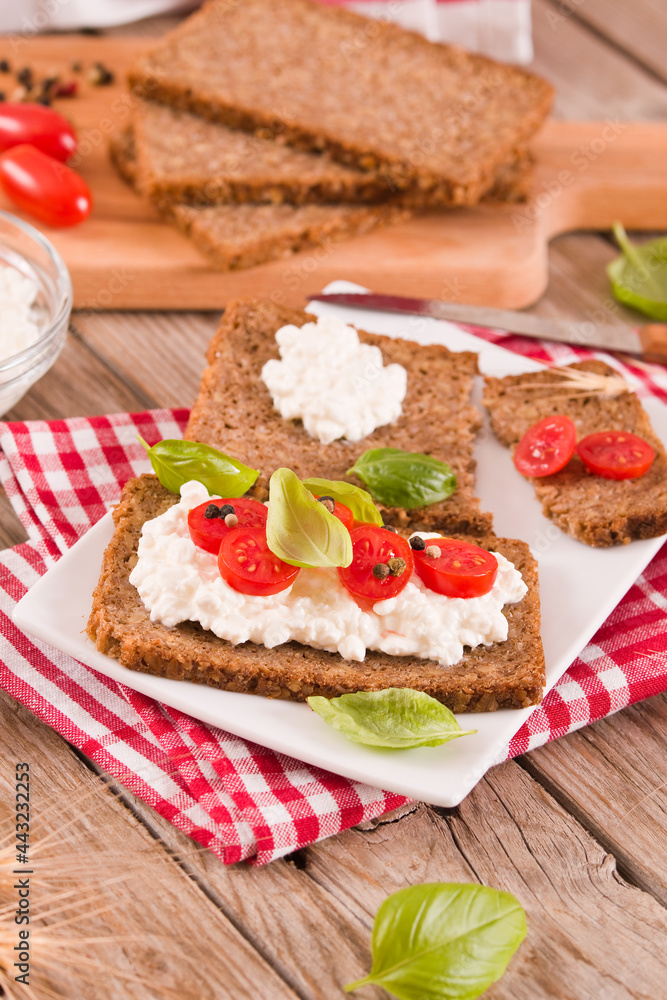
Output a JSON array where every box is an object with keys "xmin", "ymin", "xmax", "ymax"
[{"xmin": 0, "ymin": 211, "xmax": 72, "ymax": 415}]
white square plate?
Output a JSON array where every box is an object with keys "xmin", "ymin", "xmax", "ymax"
[{"xmin": 12, "ymin": 283, "xmax": 667, "ymax": 806}]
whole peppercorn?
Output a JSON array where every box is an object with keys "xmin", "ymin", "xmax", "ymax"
[
  {"xmin": 204, "ymin": 503, "xmax": 220, "ymax": 519},
  {"xmin": 409, "ymin": 536, "xmax": 426, "ymax": 550},
  {"xmin": 219, "ymin": 503, "xmax": 235, "ymax": 518},
  {"xmin": 425, "ymin": 545, "xmax": 441, "ymax": 560},
  {"xmin": 372, "ymin": 562, "xmax": 390, "ymax": 580},
  {"xmin": 317, "ymin": 496, "xmax": 335, "ymax": 513},
  {"xmin": 387, "ymin": 557, "xmax": 407, "ymax": 577},
  {"xmin": 224, "ymin": 513, "xmax": 239, "ymax": 528}
]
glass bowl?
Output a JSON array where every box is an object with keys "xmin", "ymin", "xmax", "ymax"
[{"xmin": 0, "ymin": 211, "xmax": 72, "ymax": 415}]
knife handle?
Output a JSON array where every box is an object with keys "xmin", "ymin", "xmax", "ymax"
[{"xmin": 638, "ymin": 325, "xmax": 667, "ymax": 365}]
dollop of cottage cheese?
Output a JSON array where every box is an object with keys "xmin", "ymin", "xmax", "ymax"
[
  {"xmin": 129, "ymin": 481, "xmax": 527, "ymax": 669},
  {"xmin": 260, "ymin": 314, "xmax": 407, "ymax": 444},
  {"xmin": 0, "ymin": 268, "xmax": 41, "ymax": 360}
]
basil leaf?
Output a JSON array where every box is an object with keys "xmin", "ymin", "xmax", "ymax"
[
  {"xmin": 266, "ymin": 468, "xmax": 352, "ymax": 568},
  {"xmin": 307, "ymin": 689, "xmax": 476, "ymax": 749},
  {"xmin": 138, "ymin": 436, "xmax": 259, "ymax": 497},
  {"xmin": 301, "ymin": 477, "xmax": 383, "ymax": 526},
  {"xmin": 345, "ymin": 883, "xmax": 526, "ymax": 1000},
  {"xmin": 347, "ymin": 448, "xmax": 456, "ymax": 509},
  {"xmin": 607, "ymin": 222, "xmax": 667, "ymax": 321}
]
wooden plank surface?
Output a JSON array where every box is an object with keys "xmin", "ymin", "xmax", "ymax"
[
  {"xmin": 3, "ymin": 36, "xmax": 667, "ymax": 310},
  {"xmin": 1, "ymin": 7, "xmax": 667, "ymax": 1000}
]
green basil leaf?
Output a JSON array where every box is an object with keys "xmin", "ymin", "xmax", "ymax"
[
  {"xmin": 347, "ymin": 448, "xmax": 456, "ymax": 509},
  {"xmin": 307, "ymin": 688, "xmax": 476, "ymax": 749},
  {"xmin": 345, "ymin": 882, "xmax": 526, "ymax": 1000},
  {"xmin": 300, "ymin": 477, "xmax": 383, "ymax": 526},
  {"xmin": 138, "ymin": 436, "xmax": 259, "ymax": 497},
  {"xmin": 266, "ymin": 468, "xmax": 352, "ymax": 568},
  {"xmin": 607, "ymin": 222, "xmax": 667, "ymax": 321}
]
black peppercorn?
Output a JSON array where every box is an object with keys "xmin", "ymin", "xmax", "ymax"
[
  {"xmin": 409, "ymin": 536, "xmax": 426, "ymax": 550},
  {"xmin": 372, "ymin": 563, "xmax": 390, "ymax": 580},
  {"xmin": 219, "ymin": 503, "xmax": 235, "ymax": 518},
  {"xmin": 204, "ymin": 503, "xmax": 220, "ymax": 519}
]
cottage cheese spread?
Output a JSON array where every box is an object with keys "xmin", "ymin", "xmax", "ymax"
[
  {"xmin": 260, "ymin": 314, "xmax": 407, "ymax": 444},
  {"xmin": 129, "ymin": 481, "xmax": 527, "ymax": 669},
  {"xmin": 0, "ymin": 267, "xmax": 41, "ymax": 361}
]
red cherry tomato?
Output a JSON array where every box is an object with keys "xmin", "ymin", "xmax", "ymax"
[
  {"xmin": 337, "ymin": 526, "xmax": 414, "ymax": 602},
  {"xmin": 413, "ymin": 538, "xmax": 498, "ymax": 599},
  {"xmin": 188, "ymin": 497, "xmax": 267, "ymax": 555},
  {"xmin": 218, "ymin": 526, "xmax": 300, "ymax": 596},
  {"xmin": 317, "ymin": 497, "xmax": 354, "ymax": 531},
  {"xmin": 0, "ymin": 103, "xmax": 77, "ymax": 162},
  {"xmin": 0, "ymin": 144, "xmax": 92, "ymax": 227},
  {"xmin": 513, "ymin": 415, "xmax": 577, "ymax": 477},
  {"xmin": 576, "ymin": 430, "xmax": 655, "ymax": 480}
]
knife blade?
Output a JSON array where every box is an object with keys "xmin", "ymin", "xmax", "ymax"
[{"xmin": 309, "ymin": 292, "xmax": 667, "ymax": 363}]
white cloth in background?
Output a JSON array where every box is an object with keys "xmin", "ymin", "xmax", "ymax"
[{"xmin": 0, "ymin": 0, "xmax": 532, "ymax": 63}]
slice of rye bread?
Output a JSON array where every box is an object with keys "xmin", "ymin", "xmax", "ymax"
[
  {"xmin": 109, "ymin": 126, "xmax": 411, "ymax": 271},
  {"xmin": 127, "ymin": 0, "xmax": 553, "ymax": 206},
  {"xmin": 483, "ymin": 361, "xmax": 667, "ymax": 547},
  {"xmin": 130, "ymin": 101, "xmax": 533, "ymax": 208},
  {"xmin": 87, "ymin": 475, "xmax": 545, "ymax": 712},
  {"xmin": 166, "ymin": 201, "xmax": 410, "ymax": 272},
  {"xmin": 186, "ymin": 298, "xmax": 493, "ymax": 537}
]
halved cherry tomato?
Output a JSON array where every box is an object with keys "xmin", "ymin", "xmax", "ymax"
[
  {"xmin": 188, "ymin": 497, "xmax": 267, "ymax": 555},
  {"xmin": 317, "ymin": 496, "xmax": 354, "ymax": 531},
  {"xmin": 513, "ymin": 414, "xmax": 577, "ymax": 477},
  {"xmin": 576, "ymin": 430, "xmax": 655, "ymax": 480},
  {"xmin": 218, "ymin": 526, "xmax": 300, "ymax": 596},
  {"xmin": 0, "ymin": 144, "xmax": 92, "ymax": 227},
  {"xmin": 0, "ymin": 103, "xmax": 77, "ymax": 162},
  {"xmin": 337, "ymin": 526, "xmax": 414, "ymax": 602},
  {"xmin": 413, "ymin": 538, "xmax": 498, "ymax": 599}
]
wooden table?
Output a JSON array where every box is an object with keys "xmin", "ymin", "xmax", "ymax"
[{"xmin": 2, "ymin": 5, "xmax": 667, "ymax": 998}]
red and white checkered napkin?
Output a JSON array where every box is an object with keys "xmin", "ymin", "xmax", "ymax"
[{"xmin": 1, "ymin": 335, "xmax": 667, "ymax": 864}]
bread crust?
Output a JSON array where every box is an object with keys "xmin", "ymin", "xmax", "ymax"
[
  {"xmin": 127, "ymin": 0, "xmax": 553, "ymax": 206},
  {"xmin": 483, "ymin": 361, "xmax": 667, "ymax": 547},
  {"xmin": 87, "ymin": 475, "xmax": 545, "ymax": 712}
]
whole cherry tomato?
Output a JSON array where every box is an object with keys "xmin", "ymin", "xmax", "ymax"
[
  {"xmin": 218, "ymin": 526, "xmax": 300, "ymax": 596},
  {"xmin": 0, "ymin": 144, "xmax": 92, "ymax": 227},
  {"xmin": 576, "ymin": 430, "xmax": 655, "ymax": 480},
  {"xmin": 337, "ymin": 526, "xmax": 414, "ymax": 602},
  {"xmin": 513, "ymin": 414, "xmax": 577, "ymax": 478},
  {"xmin": 412, "ymin": 537, "xmax": 498, "ymax": 599},
  {"xmin": 0, "ymin": 103, "xmax": 77, "ymax": 162},
  {"xmin": 188, "ymin": 497, "xmax": 268, "ymax": 555}
]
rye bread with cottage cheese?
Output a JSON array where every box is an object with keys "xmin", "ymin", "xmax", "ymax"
[
  {"xmin": 87, "ymin": 475, "xmax": 544, "ymax": 712},
  {"xmin": 127, "ymin": 0, "xmax": 553, "ymax": 206},
  {"xmin": 483, "ymin": 361, "xmax": 667, "ymax": 547},
  {"xmin": 109, "ymin": 125, "xmax": 410, "ymax": 271},
  {"xmin": 186, "ymin": 298, "xmax": 492, "ymax": 537},
  {"xmin": 128, "ymin": 101, "xmax": 533, "ymax": 208}
]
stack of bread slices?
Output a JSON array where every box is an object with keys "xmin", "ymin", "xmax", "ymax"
[{"xmin": 111, "ymin": 0, "xmax": 553, "ymax": 271}]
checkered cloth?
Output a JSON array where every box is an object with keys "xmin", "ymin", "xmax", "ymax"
[{"xmin": 1, "ymin": 335, "xmax": 667, "ymax": 864}]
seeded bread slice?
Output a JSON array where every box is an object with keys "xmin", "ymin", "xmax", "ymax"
[
  {"xmin": 186, "ymin": 298, "xmax": 493, "ymax": 537},
  {"xmin": 127, "ymin": 0, "xmax": 553, "ymax": 206},
  {"xmin": 130, "ymin": 101, "xmax": 533, "ymax": 208},
  {"xmin": 87, "ymin": 475, "xmax": 545, "ymax": 712},
  {"xmin": 110, "ymin": 125, "xmax": 410, "ymax": 271},
  {"xmin": 483, "ymin": 361, "xmax": 667, "ymax": 547}
]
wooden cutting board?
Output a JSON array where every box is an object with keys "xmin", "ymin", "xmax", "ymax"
[{"xmin": 4, "ymin": 35, "xmax": 667, "ymax": 310}]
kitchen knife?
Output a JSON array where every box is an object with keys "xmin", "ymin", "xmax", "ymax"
[{"xmin": 309, "ymin": 292, "xmax": 667, "ymax": 363}]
